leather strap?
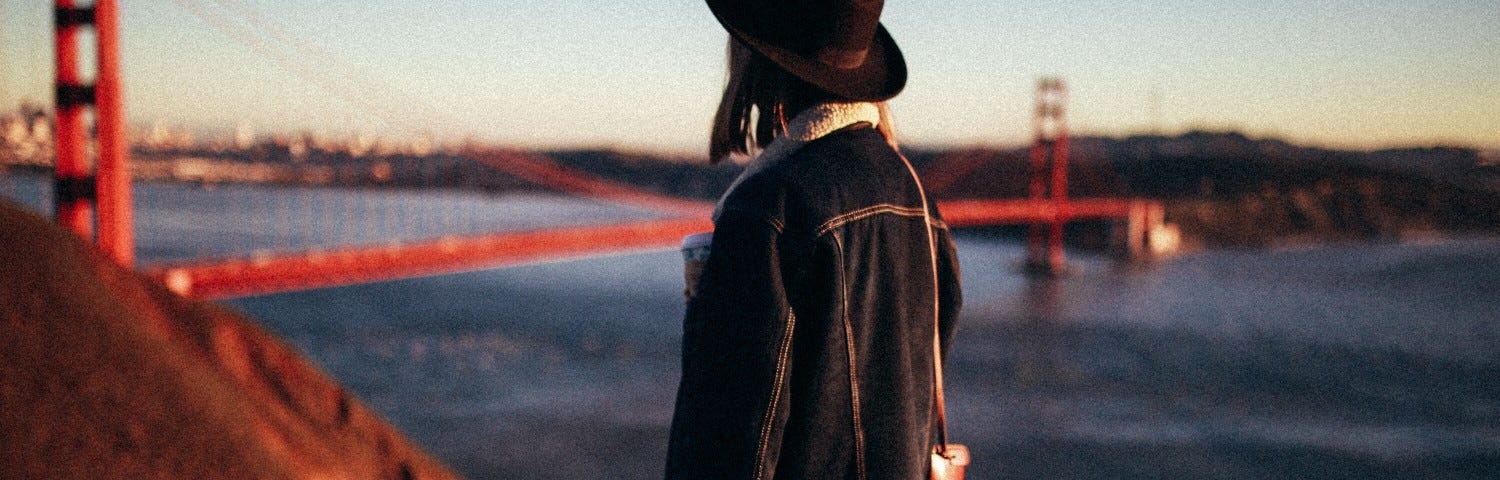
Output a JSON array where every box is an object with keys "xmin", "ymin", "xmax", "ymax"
[
  {"xmin": 895, "ymin": 152, "xmax": 951, "ymax": 452},
  {"xmin": 931, "ymin": 303, "xmax": 950, "ymax": 450}
]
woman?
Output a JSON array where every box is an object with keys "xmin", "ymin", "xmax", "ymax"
[{"xmin": 666, "ymin": 1, "xmax": 962, "ymax": 479}]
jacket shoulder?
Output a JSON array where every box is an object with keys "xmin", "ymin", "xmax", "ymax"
[{"xmin": 719, "ymin": 127, "xmax": 920, "ymax": 233}]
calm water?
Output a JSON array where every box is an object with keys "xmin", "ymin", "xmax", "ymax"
[
  {"xmin": 4, "ymin": 172, "xmax": 1498, "ymax": 479},
  {"xmin": 0, "ymin": 172, "xmax": 666, "ymax": 262}
]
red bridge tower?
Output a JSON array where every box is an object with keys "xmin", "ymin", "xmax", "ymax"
[
  {"xmin": 1026, "ymin": 77, "xmax": 1069, "ymax": 274},
  {"xmin": 54, "ymin": 0, "xmax": 133, "ymax": 266}
]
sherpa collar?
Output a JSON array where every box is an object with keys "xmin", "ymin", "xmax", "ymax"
[
  {"xmin": 715, "ymin": 102, "xmax": 881, "ymax": 219},
  {"xmin": 739, "ymin": 101, "xmax": 881, "ymax": 167}
]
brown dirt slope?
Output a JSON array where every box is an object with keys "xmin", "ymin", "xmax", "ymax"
[{"xmin": 0, "ymin": 200, "xmax": 460, "ymax": 479}]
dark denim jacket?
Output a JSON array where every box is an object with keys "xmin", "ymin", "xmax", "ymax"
[{"xmin": 666, "ymin": 126, "xmax": 962, "ymax": 480}]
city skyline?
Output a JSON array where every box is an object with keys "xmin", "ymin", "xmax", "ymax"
[{"xmin": 1, "ymin": 0, "xmax": 1496, "ymax": 155}]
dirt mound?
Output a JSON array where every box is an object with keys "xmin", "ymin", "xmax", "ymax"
[{"xmin": 0, "ymin": 200, "xmax": 459, "ymax": 479}]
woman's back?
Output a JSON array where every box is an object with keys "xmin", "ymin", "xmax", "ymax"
[{"xmin": 668, "ymin": 123, "xmax": 962, "ymax": 479}]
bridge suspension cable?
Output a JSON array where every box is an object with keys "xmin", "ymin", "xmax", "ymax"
[{"xmin": 163, "ymin": 0, "xmax": 459, "ymax": 135}]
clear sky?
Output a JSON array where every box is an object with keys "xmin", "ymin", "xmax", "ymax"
[{"xmin": 2, "ymin": 0, "xmax": 1496, "ymax": 155}]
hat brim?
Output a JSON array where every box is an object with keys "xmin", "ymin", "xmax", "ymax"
[{"xmin": 709, "ymin": 10, "xmax": 907, "ymax": 102}]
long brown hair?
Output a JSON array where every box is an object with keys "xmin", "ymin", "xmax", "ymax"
[
  {"xmin": 709, "ymin": 40, "xmax": 801, "ymax": 162},
  {"xmin": 709, "ymin": 40, "xmax": 899, "ymax": 163}
]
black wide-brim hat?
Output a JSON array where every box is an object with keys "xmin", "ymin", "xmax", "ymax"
[{"xmin": 706, "ymin": 0, "xmax": 907, "ymax": 102}]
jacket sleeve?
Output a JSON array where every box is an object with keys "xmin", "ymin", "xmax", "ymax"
[
  {"xmin": 935, "ymin": 225, "xmax": 963, "ymax": 357},
  {"xmin": 665, "ymin": 208, "xmax": 795, "ymax": 480}
]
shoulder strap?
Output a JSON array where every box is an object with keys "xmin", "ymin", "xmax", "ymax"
[{"xmin": 895, "ymin": 152, "xmax": 952, "ymax": 451}]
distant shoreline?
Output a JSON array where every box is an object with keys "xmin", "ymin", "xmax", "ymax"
[{"xmin": 4, "ymin": 130, "xmax": 1497, "ymax": 250}]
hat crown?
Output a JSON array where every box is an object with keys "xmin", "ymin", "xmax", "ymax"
[
  {"xmin": 706, "ymin": 0, "xmax": 905, "ymax": 101},
  {"xmin": 715, "ymin": 0, "xmax": 885, "ymax": 69}
]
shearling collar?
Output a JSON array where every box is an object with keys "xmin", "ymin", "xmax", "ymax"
[
  {"xmin": 737, "ymin": 102, "xmax": 881, "ymax": 167},
  {"xmin": 715, "ymin": 102, "xmax": 881, "ymax": 219}
]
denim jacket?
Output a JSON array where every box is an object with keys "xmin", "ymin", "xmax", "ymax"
[{"xmin": 666, "ymin": 123, "xmax": 962, "ymax": 480}]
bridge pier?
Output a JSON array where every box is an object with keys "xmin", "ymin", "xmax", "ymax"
[
  {"xmin": 1023, "ymin": 219, "xmax": 1068, "ymax": 275},
  {"xmin": 1020, "ymin": 200, "xmax": 1171, "ymax": 276},
  {"xmin": 1124, "ymin": 201, "xmax": 1161, "ymax": 259},
  {"xmin": 1119, "ymin": 200, "xmax": 1175, "ymax": 261}
]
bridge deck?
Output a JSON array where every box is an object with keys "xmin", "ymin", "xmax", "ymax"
[{"xmin": 146, "ymin": 198, "xmax": 1160, "ymax": 300}]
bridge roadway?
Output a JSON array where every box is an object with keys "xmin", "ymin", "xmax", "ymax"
[
  {"xmin": 143, "ymin": 147, "xmax": 1160, "ymax": 299},
  {"xmin": 145, "ymin": 197, "xmax": 1157, "ymax": 300}
]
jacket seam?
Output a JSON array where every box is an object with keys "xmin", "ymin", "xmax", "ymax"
[
  {"xmin": 752, "ymin": 309, "xmax": 797, "ymax": 480},
  {"xmin": 833, "ymin": 233, "xmax": 869, "ymax": 480},
  {"xmin": 817, "ymin": 204, "xmax": 926, "ymax": 236}
]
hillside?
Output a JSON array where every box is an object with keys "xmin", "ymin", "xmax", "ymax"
[
  {"xmin": 0, "ymin": 200, "xmax": 458, "ymax": 479},
  {"xmin": 904, "ymin": 132, "xmax": 1500, "ymax": 248},
  {"xmin": 544, "ymin": 132, "xmax": 1498, "ymax": 248}
]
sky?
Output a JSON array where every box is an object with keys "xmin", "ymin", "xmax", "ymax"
[{"xmin": 1, "ymin": 0, "xmax": 1497, "ymax": 155}]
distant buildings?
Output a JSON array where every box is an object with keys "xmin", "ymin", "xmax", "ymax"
[
  {"xmin": 0, "ymin": 104, "xmax": 464, "ymax": 191},
  {"xmin": 142, "ymin": 120, "xmax": 198, "ymax": 151},
  {"xmin": 0, "ymin": 103, "xmax": 54, "ymax": 167},
  {"xmin": 137, "ymin": 122, "xmax": 444, "ymax": 159},
  {"xmin": 2, "ymin": 104, "xmax": 448, "ymax": 168}
]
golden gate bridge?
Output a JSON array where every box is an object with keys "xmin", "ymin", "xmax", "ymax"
[{"xmin": 20, "ymin": 0, "xmax": 1166, "ymax": 300}]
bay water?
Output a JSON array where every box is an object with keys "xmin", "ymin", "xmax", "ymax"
[{"xmin": 3, "ymin": 172, "xmax": 1496, "ymax": 478}]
